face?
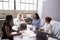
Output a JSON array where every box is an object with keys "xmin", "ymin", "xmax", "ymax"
[
  {"xmin": 19, "ymin": 15, "xmax": 22, "ymax": 20},
  {"xmin": 45, "ymin": 19, "xmax": 49, "ymax": 24},
  {"xmin": 33, "ymin": 14, "xmax": 36, "ymax": 19},
  {"xmin": 10, "ymin": 18, "xmax": 13, "ymax": 25}
]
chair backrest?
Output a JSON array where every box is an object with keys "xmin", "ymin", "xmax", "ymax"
[
  {"xmin": 50, "ymin": 21, "xmax": 60, "ymax": 39},
  {"xmin": 41, "ymin": 19, "xmax": 60, "ymax": 39}
]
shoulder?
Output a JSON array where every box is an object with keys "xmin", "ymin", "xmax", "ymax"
[
  {"xmin": 3, "ymin": 21, "xmax": 10, "ymax": 27},
  {"xmin": 5, "ymin": 21, "xmax": 9, "ymax": 25},
  {"xmin": 48, "ymin": 23, "xmax": 52, "ymax": 26},
  {"xmin": 37, "ymin": 19, "xmax": 41, "ymax": 22},
  {"xmin": 47, "ymin": 23, "xmax": 52, "ymax": 28},
  {"xmin": 13, "ymin": 18, "xmax": 18, "ymax": 22},
  {"xmin": 14, "ymin": 18, "xmax": 17, "ymax": 21},
  {"xmin": 38, "ymin": 19, "xmax": 41, "ymax": 21}
]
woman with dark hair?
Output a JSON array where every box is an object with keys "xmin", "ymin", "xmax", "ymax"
[
  {"xmin": 2, "ymin": 15, "xmax": 21, "ymax": 40},
  {"xmin": 32, "ymin": 13, "xmax": 41, "ymax": 31},
  {"xmin": 40, "ymin": 17, "xmax": 52, "ymax": 34}
]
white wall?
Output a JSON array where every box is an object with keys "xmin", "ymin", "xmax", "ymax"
[
  {"xmin": 38, "ymin": 0, "xmax": 43, "ymax": 19},
  {"xmin": 38, "ymin": 0, "xmax": 60, "ymax": 22},
  {"xmin": 38, "ymin": 0, "xmax": 47, "ymax": 18}
]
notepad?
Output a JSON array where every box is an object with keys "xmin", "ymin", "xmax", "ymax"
[
  {"xmin": 26, "ymin": 30, "xmax": 36, "ymax": 37},
  {"xmin": 48, "ymin": 37, "xmax": 57, "ymax": 40},
  {"xmin": 11, "ymin": 32, "xmax": 18, "ymax": 35},
  {"xmin": 20, "ymin": 30, "xmax": 36, "ymax": 38}
]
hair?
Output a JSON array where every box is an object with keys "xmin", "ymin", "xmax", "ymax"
[
  {"xmin": 45, "ymin": 17, "xmax": 52, "ymax": 23},
  {"xmin": 2, "ymin": 15, "xmax": 13, "ymax": 27},
  {"xmin": 20, "ymin": 23, "xmax": 27, "ymax": 31},
  {"xmin": 34, "ymin": 13, "xmax": 40, "ymax": 20},
  {"xmin": 17, "ymin": 13, "xmax": 23, "ymax": 19},
  {"xmin": 6, "ymin": 15, "xmax": 13, "ymax": 22}
]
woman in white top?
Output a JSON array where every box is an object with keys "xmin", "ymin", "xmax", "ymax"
[
  {"xmin": 40, "ymin": 17, "xmax": 52, "ymax": 34},
  {"xmin": 43, "ymin": 23, "xmax": 52, "ymax": 34},
  {"xmin": 13, "ymin": 13, "xmax": 24, "ymax": 26},
  {"xmin": 13, "ymin": 13, "xmax": 24, "ymax": 30}
]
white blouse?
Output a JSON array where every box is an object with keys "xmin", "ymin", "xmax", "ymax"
[
  {"xmin": 43, "ymin": 23, "xmax": 52, "ymax": 34},
  {"xmin": 13, "ymin": 18, "xmax": 25, "ymax": 31},
  {"xmin": 13, "ymin": 18, "xmax": 21, "ymax": 27},
  {"xmin": 20, "ymin": 30, "xmax": 36, "ymax": 37}
]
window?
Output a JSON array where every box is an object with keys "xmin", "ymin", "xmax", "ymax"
[
  {"xmin": 9, "ymin": 2, "xmax": 14, "ymax": 10},
  {"xmin": 20, "ymin": 4, "xmax": 25, "ymax": 10},
  {"xmin": 30, "ymin": 0, "xmax": 34, "ymax": 3},
  {"xmin": 0, "ymin": 2, "xmax": 2, "ymax": 9},
  {"xmin": 24, "ymin": 0, "xmax": 30, "ymax": 3},
  {"xmin": 16, "ymin": 0, "xmax": 37, "ymax": 10},
  {"xmin": 9, "ymin": 0, "xmax": 14, "ymax": 2},
  {"xmin": 3, "ymin": 0, "xmax": 8, "ymax": 2},
  {"xmin": 0, "ymin": 0, "xmax": 37, "ymax": 11},
  {"xmin": 34, "ymin": 0, "xmax": 37, "ymax": 4},
  {"xmin": 30, "ymin": 4, "xmax": 34, "ymax": 10},
  {"xmin": 16, "ymin": 3, "xmax": 20, "ymax": 10},
  {"xmin": 9, "ymin": 0, "xmax": 14, "ymax": 10},
  {"xmin": 25, "ymin": 4, "xmax": 29, "ymax": 10},
  {"xmin": 16, "ymin": 0, "xmax": 20, "ymax": 2},
  {"xmin": 21, "ymin": 0, "xmax": 25, "ymax": 3},
  {"xmin": 3, "ymin": 2, "xmax": 8, "ymax": 10},
  {"xmin": 34, "ymin": 4, "xmax": 37, "ymax": 10},
  {"xmin": 0, "ymin": 0, "xmax": 14, "ymax": 10}
]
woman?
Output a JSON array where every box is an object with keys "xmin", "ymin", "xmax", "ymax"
[
  {"xmin": 13, "ymin": 13, "xmax": 24, "ymax": 31},
  {"xmin": 13, "ymin": 13, "xmax": 24, "ymax": 27},
  {"xmin": 41, "ymin": 17, "xmax": 52, "ymax": 34},
  {"xmin": 2, "ymin": 15, "xmax": 21, "ymax": 40},
  {"xmin": 38, "ymin": 17, "xmax": 52, "ymax": 40},
  {"xmin": 32, "ymin": 13, "xmax": 41, "ymax": 30}
]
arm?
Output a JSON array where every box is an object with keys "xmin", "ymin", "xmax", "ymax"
[
  {"xmin": 5, "ymin": 26, "xmax": 12, "ymax": 37},
  {"xmin": 5, "ymin": 26, "xmax": 21, "ymax": 37},
  {"xmin": 40, "ymin": 27, "xmax": 44, "ymax": 32},
  {"xmin": 32, "ymin": 19, "xmax": 40, "ymax": 27},
  {"xmin": 36, "ymin": 20, "xmax": 40, "ymax": 27}
]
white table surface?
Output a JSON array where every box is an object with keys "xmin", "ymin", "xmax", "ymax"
[
  {"xmin": 13, "ymin": 36, "xmax": 36, "ymax": 40},
  {"xmin": 12, "ymin": 30, "xmax": 36, "ymax": 40},
  {"xmin": 48, "ymin": 37, "xmax": 58, "ymax": 40}
]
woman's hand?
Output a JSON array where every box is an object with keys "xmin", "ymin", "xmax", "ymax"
[{"xmin": 17, "ymin": 32, "xmax": 21, "ymax": 35}]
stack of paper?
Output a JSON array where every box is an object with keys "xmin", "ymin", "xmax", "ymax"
[
  {"xmin": 48, "ymin": 37, "xmax": 58, "ymax": 40},
  {"xmin": 20, "ymin": 30, "xmax": 36, "ymax": 38}
]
